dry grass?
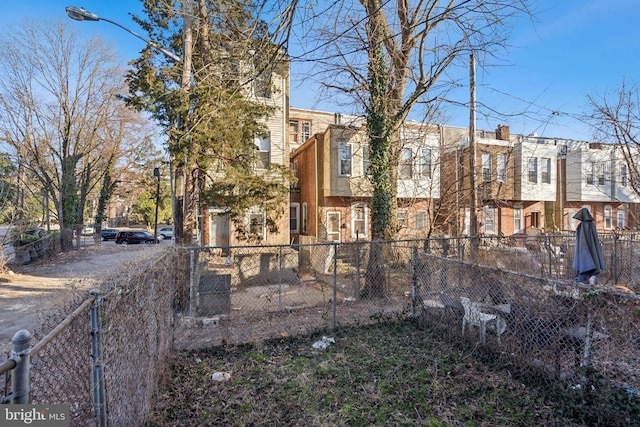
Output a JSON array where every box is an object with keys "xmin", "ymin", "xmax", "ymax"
[{"xmin": 144, "ymin": 319, "xmax": 639, "ymax": 426}]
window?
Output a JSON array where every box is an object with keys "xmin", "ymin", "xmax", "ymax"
[
  {"xmin": 302, "ymin": 203, "xmax": 308, "ymax": 233},
  {"xmin": 604, "ymin": 206, "xmax": 612, "ymax": 230},
  {"xmin": 254, "ymin": 68, "xmax": 272, "ymax": 98},
  {"xmin": 290, "ymin": 203, "xmax": 300, "ymax": 234},
  {"xmin": 598, "ymin": 162, "xmax": 605, "ymax": 186},
  {"xmin": 482, "ymin": 153, "xmax": 491, "ymax": 182},
  {"xmin": 416, "ymin": 211, "xmax": 427, "ymax": 231},
  {"xmin": 255, "ymin": 133, "xmax": 271, "ymax": 169},
  {"xmin": 621, "ymin": 164, "xmax": 628, "ymax": 187},
  {"xmin": 301, "ymin": 122, "xmax": 311, "ymax": 142},
  {"xmin": 514, "ymin": 207, "xmax": 523, "ymax": 233},
  {"xmin": 351, "ymin": 204, "xmax": 367, "ymax": 238},
  {"xmin": 327, "ymin": 212, "xmax": 341, "ymax": 241},
  {"xmin": 567, "ymin": 209, "xmax": 577, "ymax": 231},
  {"xmin": 290, "ymin": 120, "xmax": 311, "ymax": 145},
  {"xmin": 531, "ymin": 211, "xmax": 540, "ymax": 228},
  {"xmin": 397, "ymin": 209, "xmax": 407, "ymax": 228},
  {"xmin": 418, "ymin": 149, "xmax": 432, "ymax": 178},
  {"xmin": 289, "ymin": 121, "xmax": 299, "ymax": 145},
  {"xmin": 586, "ymin": 162, "xmax": 594, "ymax": 185},
  {"xmin": 464, "ymin": 208, "xmax": 470, "ymax": 235},
  {"xmin": 483, "ymin": 206, "xmax": 495, "ymax": 234},
  {"xmin": 497, "ymin": 154, "xmax": 507, "ymax": 182},
  {"xmin": 617, "ymin": 210, "xmax": 625, "ymax": 229},
  {"xmin": 541, "ymin": 158, "xmax": 551, "ymax": 184},
  {"xmin": 290, "ymin": 161, "xmax": 298, "ymax": 189},
  {"xmin": 528, "ymin": 158, "xmax": 537, "ymax": 183},
  {"xmin": 249, "ymin": 213, "xmax": 265, "ymax": 238},
  {"xmin": 362, "ymin": 144, "xmax": 372, "ymax": 176},
  {"xmin": 338, "ymin": 143, "xmax": 352, "ymax": 176},
  {"xmin": 399, "ymin": 148, "xmax": 413, "ymax": 179}
]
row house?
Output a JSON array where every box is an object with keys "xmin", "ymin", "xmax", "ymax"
[
  {"xmin": 194, "ymin": 55, "xmax": 640, "ymax": 247},
  {"xmin": 290, "ymin": 116, "xmax": 441, "ymax": 243},
  {"xmin": 204, "ymin": 57, "xmax": 291, "ymax": 247},
  {"xmin": 291, "ymin": 115, "xmax": 640, "ymax": 243},
  {"xmin": 562, "ymin": 140, "xmax": 640, "ymax": 232},
  {"xmin": 289, "ymin": 108, "xmax": 346, "ymax": 153},
  {"xmin": 438, "ymin": 124, "xmax": 555, "ymax": 237},
  {"xmin": 445, "ymin": 128, "xmax": 640, "ymax": 237}
]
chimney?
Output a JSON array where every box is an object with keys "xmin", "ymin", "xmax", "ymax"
[{"xmin": 496, "ymin": 124, "xmax": 510, "ymax": 141}]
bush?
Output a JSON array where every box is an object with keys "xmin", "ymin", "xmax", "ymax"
[{"xmin": 10, "ymin": 227, "xmax": 46, "ymax": 247}]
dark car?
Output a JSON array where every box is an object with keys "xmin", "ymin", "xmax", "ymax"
[
  {"xmin": 101, "ymin": 228, "xmax": 119, "ymax": 241},
  {"xmin": 115, "ymin": 231, "xmax": 159, "ymax": 245}
]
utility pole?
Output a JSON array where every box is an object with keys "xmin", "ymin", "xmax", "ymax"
[
  {"xmin": 468, "ymin": 52, "xmax": 478, "ymax": 259},
  {"xmin": 173, "ymin": 2, "xmax": 194, "ymax": 246}
]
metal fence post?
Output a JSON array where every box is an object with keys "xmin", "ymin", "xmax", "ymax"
[
  {"xmin": 412, "ymin": 244, "xmax": 419, "ymax": 319},
  {"xmin": 613, "ymin": 232, "xmax": 619, "ymax": 284},
  {"xmin": 355, "ymin": 232, "xmax": 361, "ymax": 301},
  {"xmin": 278, "ymin": 245, "xmax": 283, "ymax": 308},
  {"xmin": 90, "ymin": 289, "xmax": 107, "ymax": 427},
  {"xmin": 546, "ymin": 235, "xmax": 553, "ymax": 276},
  {"xmin": 333, "ymin": 242, "xmax": 338, "ymax": 330},
  {"xmin": 189, "ymin": 250, "xmax": 196, "ymax": 317},
  {"xmin": 11, "ymin": 329, "xmax": 32, "ymax": 404}
]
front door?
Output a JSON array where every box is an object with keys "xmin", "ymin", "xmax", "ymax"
[
  {"xmin": 210, "ymin": 213, "xmax": 230, "ymax": 248},
  {"xmin": 327, "ymin": 212, "xmax": 341, "ymax": 242}
]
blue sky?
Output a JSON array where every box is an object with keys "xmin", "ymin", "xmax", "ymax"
[{"xmin": 3, "ymin": 0, "xmax": 639, "ymax": 141}]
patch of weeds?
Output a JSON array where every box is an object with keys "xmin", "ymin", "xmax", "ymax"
[{"xmin": 144, "ymin": 320, "xmax": 618, "ymax": 426}]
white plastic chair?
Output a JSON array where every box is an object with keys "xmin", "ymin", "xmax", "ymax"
[{"xmin": 460, "ymin": 297, "xmax": 504, "ymax": 345}]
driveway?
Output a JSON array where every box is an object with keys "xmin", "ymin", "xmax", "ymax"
[{"xmin": 0, "ymin": 242, "xmax": 166, "ymax": 351}]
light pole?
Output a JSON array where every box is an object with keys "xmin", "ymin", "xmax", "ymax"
[
  {"xmin": 65, "ymin": 6, "xmax": 182, "ymax": 63},
  {"xmin": 66, "ymin": 5, "xmax": 197, "ymax": 246},
  {"xmin": 153, "ymin": 167, "xmax": 160, "ymax": 243}
]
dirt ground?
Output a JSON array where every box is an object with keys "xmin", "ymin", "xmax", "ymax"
[{"xmin": 0, "ymin": 242, "xmax": 165, "ymax": 351}]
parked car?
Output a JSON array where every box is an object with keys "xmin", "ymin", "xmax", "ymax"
[
  {"xmin": 115, "ymin": 231, "xmax": 159, "ymax": 245},
  {"xmin": 101, "ymin": 228, "xmax": 119, "ymax": 241},
  {"xmin": 81, "ymin": 225, "xmax": 95, "ymax": 236},
  {"xmin": 158, "ymin": 227, "xmax": 174, "ymax": 240}
]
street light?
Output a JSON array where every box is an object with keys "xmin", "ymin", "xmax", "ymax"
[
  {"xmin": 66, "ymin": 5, "xmax": 196, "ymax": 246},
  {"xmin": 65, "ymin": 6, "xmax": 183, "ymax": 63}
]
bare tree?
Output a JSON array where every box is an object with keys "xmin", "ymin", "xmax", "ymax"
[
  {"xmin": 294, "ymin": 0, "xmax": 531, "ymax": 296},
  {"xmin": 0, "ymin": 20, "xmax": 150, "ymax": 251},
  {"xmin": 589, "ymin": 80, "xmax": 640, "ymax": 197}
]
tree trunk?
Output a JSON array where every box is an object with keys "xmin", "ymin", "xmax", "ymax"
[{"xmin": 361, "ymin": 16, "xmax": 390, "ymax": 299}]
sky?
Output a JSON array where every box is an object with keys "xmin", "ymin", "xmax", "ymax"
[{"xmin": 2, "ymin": 0, "xmax": 640, "ymax": 142}]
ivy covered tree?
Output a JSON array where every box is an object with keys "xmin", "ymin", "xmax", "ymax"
[{"xmin": 298, "ymin": 0, "xmax": 531, "ymax": 297}]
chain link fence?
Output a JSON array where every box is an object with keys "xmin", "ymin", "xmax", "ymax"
[
  {"xmin": 175, "ymin": 233, "xmax": 640, "ymax": 346},
  {"xmin": 1, "ymin": 249, "xmax": 181, "ymax": 426},
  {"xmin": 414, "ymin": 242, "xmax": 640, "ymax": 424},
  {"xmin": 1, "ymin": 234, "xmax": 638, "ymax": 425},
  {"xmin": 177, "ymin": 234, "xmax": 640, "ymax": 422},
  {"xmin": 174, "ymin": 240, "xmax": 418, "ymax": 348},
  {"xmin": 446, "ymin": 232, "xmax": 640, "ymax": 287}
]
